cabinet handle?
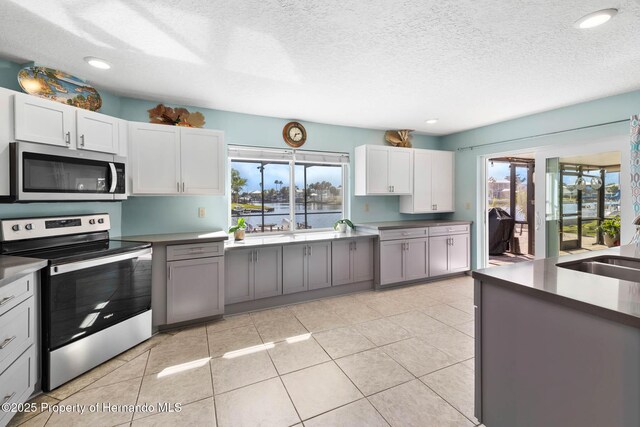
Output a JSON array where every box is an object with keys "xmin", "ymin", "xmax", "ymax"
[
  {"xmin": 167, "ymin": 266, "xmax": 172, "ymax": 280},
  {"xmin": 182, "ymin": 182, "xmax": 185, "ymax": 192},
  {"xmin": 349, "ymin": 242, "xmax": 352, "ymax": 251},
  {"xmin": 450, "ymin": 237, "xmax": 454, "ymax": 246},
  {"xmin": 177, "ymin": 182, "xmax": 180, "ymax": 192},
  {"xmin": 2, "ymin": 392, "xmax": 15, "ymax": 405},
  {"xmin": 255, "ymin": 250, "xmax": 259, "ymax": 262},
  {"xmin": 80, "ymin": 134, "xmax": 85, "ymax": 147},
  {"xmin": 354, "ymin": 241, "xmax": 357, "ymax": 251},
  {"xmin": 303, "ymin": 246, "xmax": 306, "ymax": 256},
  {"xmin": 434, "ymin": 204, "xmax": 438, "ymax": 210},
  {"xmin": 308, "ymin": 245, "xmax": 312, "ymax": 256},
  {"xmin": 65, "ymin": 131, "xmax": 71, "ymax": 145},
  {"xmin": 0, "ymin": 295, "xmax": 15, "ymax": 306},
  {"xmin": 0, "ymin": 336, "xmax": 16, "ymax": 349}
]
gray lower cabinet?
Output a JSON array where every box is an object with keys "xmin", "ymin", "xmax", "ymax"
[
  {"xmin": 225, "ymin": 247, "xmax": 282, "ymax": 304},
  {"xmin": 254, "ymin": 247, "xmax": 283, "ymax": 298},
  {"xmin": 0, "ymin": 272, "xmax": 38, "ymax": 427},
  {"xmin": 429, "ymin": 233, "xmax": 470, "ymax": 276},
  {"xmin": 379, "ymin": 237, "xmax": 428, "ymax": 286},
  {"xmin": 379, "ymin": 240, "xmax": 405, "ymax": 285},
  {"xmin": 167, "ymin": 256, "xmax": 224, "ymax": 323},
  {"xmin": 405, "ymin": 237, "xmax": 429, "ymax": 281},
  {"xmin": 283, "ymin": 242, "xmax": 332, "ymax": 294},
  {"xmin": 333, "ymin": 238, "xmax": 374, "ymax": 286}
]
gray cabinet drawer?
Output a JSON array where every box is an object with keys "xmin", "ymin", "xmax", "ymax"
[
  {"xmin": 0, "ymin": 297, "xmax": 35, "ymax": 375},
  {"xmin": 0, "ymin": 346, "xmax": 36, "ymax": 427},
  {"xmin": 379, "ymin": 228, "xmax": 429, "ymax": 241},
  {"xmin": 167, "ymin": 242, "xmax": 224, "ymax": 261},
  {"xmin": 429, "ymin": 224, "xmax": 470, "ymax": 236},
  {"xmin": 0, "ymin": 274, "xmax": 34, "ymax": 317}
]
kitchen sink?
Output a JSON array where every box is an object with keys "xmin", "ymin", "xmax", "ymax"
[{"xmin": 557, "ymin": 256, "xmax": 640, "ymax": 282}]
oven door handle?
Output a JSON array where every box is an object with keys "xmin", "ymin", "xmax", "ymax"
[
  {"xmin": 50, "ymin": 248, "xmax": 152, "ymax": 276},
  {"xmin": 108, "ymin": 163, "xmax": 118, "ymax": 193}
]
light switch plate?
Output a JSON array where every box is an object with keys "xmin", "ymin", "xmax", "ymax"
[{"xmin": 198, "ymin": 207, "xmax": 206, "ymax": 218}]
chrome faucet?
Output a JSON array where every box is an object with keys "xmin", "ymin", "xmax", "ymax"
[{"xmin": 634, "ymin": 214, "xmax": 640, "ymax": 245}]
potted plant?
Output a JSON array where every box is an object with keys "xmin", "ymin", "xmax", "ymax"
[
  {"xmin": 598, "ymin": 216, "xmax": 620, "ymax": 247},
  {"xmin": 229, "ymin": 218, "xmax": 247, "ymax": 241},
  {"xmin": 333, "ymin": 219, "xmax": 355, "ymax": 233}
]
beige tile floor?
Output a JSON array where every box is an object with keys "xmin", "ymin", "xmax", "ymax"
[{"xmin": 8, "ymin": 275, "xmax": 478, "ymax": 427}]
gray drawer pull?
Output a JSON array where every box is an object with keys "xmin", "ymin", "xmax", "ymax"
[
  {"xmin": 2, "ymin": 392, "xmax": 15, "ymax": 405},
  {"xmin": 0, "ymin": 336, "xmax": 16, "ymax": 349},
  {"xmin": 0, "ymin": 295, "xmax": 15, "ymax": 306}
]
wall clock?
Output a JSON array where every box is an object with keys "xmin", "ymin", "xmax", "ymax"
[{"xmin": 283, "ymin": 121, "xmax": 307, "ymax": 148}]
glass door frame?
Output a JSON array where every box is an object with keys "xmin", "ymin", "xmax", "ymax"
[{"xmin": 534, "ymin": 135, "xmax": 632, "ymax": 259}]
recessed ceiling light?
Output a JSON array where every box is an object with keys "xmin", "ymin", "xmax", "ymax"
[
  {"xmin": 84, "ymin": 56, "xmax": 111, "ymax": 69},
  {"xmin": 574, "ymin": 8, "xmax": 618, "ymax": 29},
  {"xmin": 425, "ymin": 118, "xmax": 439, "ymax": 124}
]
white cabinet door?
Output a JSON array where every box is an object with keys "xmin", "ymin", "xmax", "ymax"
[
  {"xmin": 76, "ymin": 109, "xmax": 119, "ymax": 153},
  {"xmin": 409, "ymin": 150, "xmax": 433, "ymax": 212},
  {"xmin": 167, "ymin": 257, "xmax": 224, "ymax": 324},
  {"xmin": 225, "ymin": 250, "xmax": 254, "ymax": 304},
  {"xmin": 353, "ymin": 238, "xmax": 374, "ymax": 283},
  {"xmin": 14, "ymin": 93, "xmax": 74, "ymax": 147},
  {"xmin": 331, "ymin": 240, "xmax": 352, "ymax": 286},
  {"xmin": 129, "ymin": 123, "xmax": 181, "ymax": 194},
  {"xmin": 432, "ymin": 150, "xmax": 454, "ymax": 212},
  {"xmin": 379, "ymin": 240, "xmax": 404, "ymax": 286},
  {"xmin": 449, "ymin": 233, "xmax": 471, "ymax": 273},
  {"xmin": 283, "ymin": 244, "xmax": 307, "ymax": 294},
  {"xmin": 405, "ymin": 237, "xmax": 429, "ymax": 281},
  {"xmin": 429, "ymin": 236, "xmax": 450, "ymax": 277},
  {"xmin": 254, "ymin": 247, "xmax": 282, "ymax": 299},
  {"xmin": 307, "ymin": 242, "xmax": 331, "ymax": 290},
  {"xmin": 366, "ymin": 146, "xmax": 390, "ymax": 194},
  {"xmin": 388, "ymin": 148, "xmax": 413, "ymax": 194},
  {"xmin": 180, "ymin": 128, "xmax": 225, "ymax": 195}
]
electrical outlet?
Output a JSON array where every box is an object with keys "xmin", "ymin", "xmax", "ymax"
[
  {"xmin": 198, "ymin": 207, "xmax": 206, "ymax": 218},
  {"xmin": 364, "ymin": 203, "xmax": 369, "ymax": 212},
  {"xmin": 465, "ymin": 202, "xmax": 471, "ymax": 210}
]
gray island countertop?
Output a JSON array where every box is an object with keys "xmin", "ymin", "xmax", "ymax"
[
  {"xmin": 0, "ymin": 255, "xmax": 47, "ymax": 288},
  {"xmin": 357, "ymin": 219, "xmax": 472, "ymax": 230},
  {"xmin": 119, "ymin": 230, "xmax": 228, "ymax": 245},
  {"xmin": 473, "ymin": 244, "xmax": 640, "ymax": 328}
]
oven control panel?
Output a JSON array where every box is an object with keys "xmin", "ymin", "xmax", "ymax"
[{"xmin": 0, "ymin": 214, "xmax": 111, "ymax": 241}]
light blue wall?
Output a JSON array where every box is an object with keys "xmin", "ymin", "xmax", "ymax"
[
  {"xmin": 118, "ymin": 97, "xmax": 443, "ymax": 236},
  {"xmin": 441, "ymin": 89, "xmax": 640, "ymax": 268},
  {"xmin": 0, "ymin": 59, "xmax": 444, "ymax": 238}
]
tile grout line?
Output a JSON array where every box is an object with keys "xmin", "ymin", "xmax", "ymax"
[
  {"xmin": 205, "ymin": 322, "xmax": 221, "ymax": 427},
  {"xmin": 420, "ymin": 378, "xmax": 478, "ymax": 425}
]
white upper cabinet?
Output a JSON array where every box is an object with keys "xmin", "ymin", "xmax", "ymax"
[
  {"xmin": 129, "ymin": 122, "xmax": 225, "ymax": 196},
  {"xmin": 129, "ymin": 122, "xmax": 181, "ymax": 194},
  {"xmin": 399, "ymin": 149, "xmax": 455, "ymax": 213},
  {"xmin": 355, "ymin": 145, "xmax": 413, "ymax": 195},
  {"xmin": 14, "ymin": 93, "xmax": 120, "ymax": 154},
  {"xmin": 180, "ymin": 128, "xmax": 224, "ymax": 195},
  {"xmin": 14, "ymin": 93, "xmax": 75, "ymax": 148},
  {"xmin": 76, "ymin": 109, "xmax": 119, "ymax": 154}
]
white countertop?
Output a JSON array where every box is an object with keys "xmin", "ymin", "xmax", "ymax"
[{"xmin": 225, "ymin": 230, "xmax": 376, "ymax": 249}]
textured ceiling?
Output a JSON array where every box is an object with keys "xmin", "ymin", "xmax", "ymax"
[{"xmin": 1, "ymin": 0, "xmax": 640, "ymax": 135}]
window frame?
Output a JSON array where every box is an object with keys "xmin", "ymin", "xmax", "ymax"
[{"xmin": 228, "ymin": 146, "xmax": 350, "ymax": 236}]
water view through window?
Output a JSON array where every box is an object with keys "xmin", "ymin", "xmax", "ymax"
[{"xmin": 230, "ymin": 159, "xmax": 344, "ymax": 233}]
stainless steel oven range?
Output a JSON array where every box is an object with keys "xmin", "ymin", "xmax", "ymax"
[{"xmin": 0, "ymin": 214, "xmax": 152, "ymax": 391}]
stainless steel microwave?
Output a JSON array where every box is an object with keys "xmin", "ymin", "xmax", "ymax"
[{"xmin": 5, "ymin": 141, "xmax": 127, "ymax": 202}]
